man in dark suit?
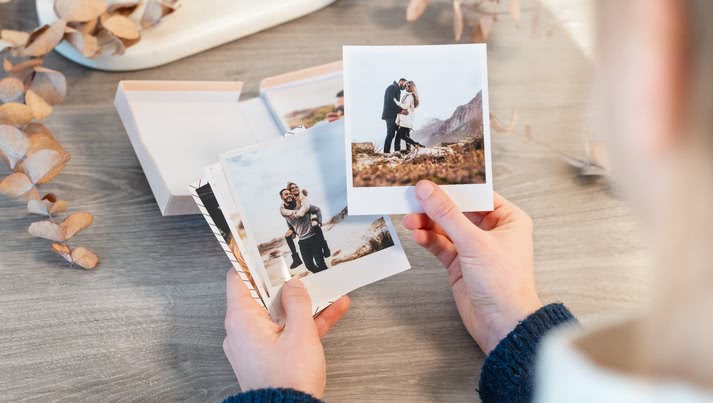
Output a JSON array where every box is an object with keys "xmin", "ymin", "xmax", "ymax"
[{"xmin": 382, "ymin": 78, "xmax": 407, "ymax": 153}]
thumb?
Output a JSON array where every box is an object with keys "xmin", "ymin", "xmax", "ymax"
[
  {"xmin": 281, "ymin": 279, "xmax": 318, "ymax": 337},
  {"xmin": 414, "ymin": 180, "xmax": 481, "ymax": 247}
]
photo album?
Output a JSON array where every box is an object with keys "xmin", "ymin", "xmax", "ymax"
[{"xmin": 126, "ymin": 44, "xmax": 494, "ymax": 323}]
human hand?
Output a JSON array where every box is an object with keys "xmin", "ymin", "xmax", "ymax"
[
  {"xmin": 285, "ymin": 229, "xmax": 294, "ymax": 238},
  {"xmin": 403, "ymin": 181, "xmax": 542, "ymax": 354},
  {"xmin": 223, "ymin": 270, "xmax": 350, "ymax": 398}
]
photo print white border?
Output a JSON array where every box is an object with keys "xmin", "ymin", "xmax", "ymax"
[
  {"xmin": 219, "ymin": 120, "xmax": 411, "ymax": 324},
  {"xmin": 343, "ymin": 44, "xmax": 494, "ymax": 215}
]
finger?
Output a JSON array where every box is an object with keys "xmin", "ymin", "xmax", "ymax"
[
  {"xmin": 414, "ymin": 180, "xmax": 481, "ymax": 247},
  {"xmin": 314, "ymin": 296, "xmax": 351, "ymax": 338},
  {"xmin": 281, "ymin": 279, "xmax": 318, "ymax": 338},
  {"xmin": 411, "ymin": 229, "xmax": 458, "ymax": 268},
  {"xmin": 403, "ymin": 214, "xmax": 451, "ymax": 239},
  {"xmin": 225, "ymin": 269, "xmax": 270, "ymax": 334}
]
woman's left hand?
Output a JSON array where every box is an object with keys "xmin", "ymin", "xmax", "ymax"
[{"xmin": 223, "ymin": 270, "xmax": 350, "ymax": 398}]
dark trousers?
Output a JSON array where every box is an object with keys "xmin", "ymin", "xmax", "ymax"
[
  {"xmin": 383, "ymin": 119, "xmax": 399, "ymax": 153},
  {"xmin": 397, "ymin": 126, "xmax": 419, "ymax": 150},
  {"xmin": 286, "ymin": 234, "xmax": 298, "ymax": 254},
  {"xmin": 298, "ymin": 236, "xmax": 328, "ymax": 273}
]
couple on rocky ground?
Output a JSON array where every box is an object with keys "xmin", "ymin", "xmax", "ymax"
[
  {"xmin": 382, "ymin": 78, "xmax": 425, "ymax": 154},
  {"xmin": 279, "ymin": 182, "xmax": 331, "ymax": 275}
]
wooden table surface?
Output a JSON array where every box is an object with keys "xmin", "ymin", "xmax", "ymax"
[{"xmin": 0, "ymin": 1, "xmax": 651, "ymax": 401}]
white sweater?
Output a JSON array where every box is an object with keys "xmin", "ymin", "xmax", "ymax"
[
  {"xmin": 394, "ymin": 93, "xmax": 415, "ymax": 129},
  {"xmin": 534, "ymin": 320, "xmax": 713, "ymax": 403}
]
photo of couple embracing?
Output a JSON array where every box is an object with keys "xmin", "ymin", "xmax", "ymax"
[{"xmin": 382, "ymin": 78, "xmax": 424, "ymax": 154}]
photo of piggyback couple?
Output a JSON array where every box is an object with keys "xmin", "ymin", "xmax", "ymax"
[{"xmin": 279, "ymin": 181, "xmax": 331, "ymax": 274}]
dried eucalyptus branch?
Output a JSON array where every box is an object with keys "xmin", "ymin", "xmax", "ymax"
[{"xmin": 0, "ymin": 0, "xmax": 180, "ymax": 269}]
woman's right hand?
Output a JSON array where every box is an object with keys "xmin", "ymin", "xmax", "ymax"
[{"xmin": 404, "ymin": 181, "xmax": 542, "ymax": 354}]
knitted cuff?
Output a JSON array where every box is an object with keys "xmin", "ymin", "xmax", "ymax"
[
  {"xmin": 223, "ymin": 388, "xmax": 323, "ymax": 403},
  {"xmin": 478, "ymin": 303, "xmax": 577, "ymax": 403}
]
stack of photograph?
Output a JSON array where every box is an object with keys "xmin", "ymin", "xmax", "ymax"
[{"xmin": 189, "ymin": 44, "xmax": 493, "ymax": 323}]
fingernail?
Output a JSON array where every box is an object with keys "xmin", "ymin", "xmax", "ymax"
[{"xmin": 415, "ymin": 181, "xmax": 434, "ymax": 200}]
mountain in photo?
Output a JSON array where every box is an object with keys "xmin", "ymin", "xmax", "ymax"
[{"xmin": 412, "ymin": 90, "xmax": 483, "ymax": 147}]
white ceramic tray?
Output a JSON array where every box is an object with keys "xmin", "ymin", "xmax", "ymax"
[{"xmin": 36, "ymin": 0, "xmax": 337, "ymax": 71}]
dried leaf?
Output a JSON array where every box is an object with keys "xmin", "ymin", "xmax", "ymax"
[
  {"xmin": 523, "ymin": 124, "xmax": 532, "ymax": 140},
  {"xmin": 0, "ymin": 102, "xmax": 33, "ymax": 127},
  {"xmin": 3, "ymin": 58, "xmax": 44, "ymax": 84},
  {"xmin": 0, "ymin": 172, "xmax": 34, "ymax": 198},
  {"xmin": 76, "ymin": 18, "xmax": 99, "ymax": 35},
  {"xmin": 60, "ymin": 212, "xmax": 93, "ymax": 239},
  {"xmin": 141, "ymin": 0, "xmax": 177, "ymax": 28},
  {"xmin": 0, "ymin": 76, "xmax": 24, "ymax": 102},
  {"xmin": 50, "ymin": 243, "xmax": 72, "ymax": 262},
  {"xmin": 509, "ymin": 0, "xmax": 521, "ymax": 27},
  {"xmin": 506, "ymin": 109, "xmax": 518, "ymax": 131},
  {"xmin": 1, "ymin": 29, "xmax": 30, "ymax": 47},
  {"xmin": 29, "ymin": 66, "xmax": 66, "ymax": 105},
  {"xmin": 0, "ymin": 124, "xmax": 30, "ymax": 169},
  {"xmin": 453, "ymin": 0, "xmax": 464, "ymax": 41},
  {"xmin": 22, "ymin": 20, "xmax": 67, "ymax": 57},
  {"xmin": 588, "ymin": 141, "xmax": 611, "ymax": 172},
  {"xmin": 54, "ymin": 0, "xmax": 108, "ymax": 22},
  {"xmin": 19, "ymin": 148, "xmax": 70, "ymax": 184},
  {"xmin": 71, "ymin": 246, "xmax": 98, "ymax": 269},
  {"xmin": 406, "ymin": 0, "xmax": 428, "ymax": 21},
  {"xmin": 96, "ymin": 29, "xmax": 125, "ymax": 56},
  {"xmin": 25, "ymin": 89, "xmax": 53, "ymax": 120},
  {"xmin": 28, "ymin": 220, "xmax": 65, "ymax": 241},
  {"xmin": 64, "ymin": 27, "xmax": 100, "ymax": 58},
  {"xmin": 50, "ymin": 199, "xmax": 68, "ymax": 214},
  {"xmin": 108, "ymin": 1, "xmax": 140, "ymax": 16},
  {"xmin": 27, "ymin": 198, "xmax": 51, "ymax": 215},
  {"xmin": 479, "ymin": 15, "xmax": 495, "ymax": 41},
  {"xmin": 0, "ymin": 39, "xmax": 12, "ymax": 53},
  {"xmin": 101, "ymin": 14, "xmax": 139, "ymax": 40},
  {"xmin": 489, "ymin": 112, "xmax": 508, "ymax": 132}
]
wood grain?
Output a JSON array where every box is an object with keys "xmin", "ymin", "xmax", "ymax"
[{"xmin": 0, "ymin": 1, "xmax": 650, "ymax": 401}]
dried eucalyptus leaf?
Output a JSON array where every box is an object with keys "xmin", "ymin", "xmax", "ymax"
[
  {"xmin": 50, "ymin": 243, "xmax": 72, "ymax": 262},
  {"xmin": 65, "ymin": 29, "xmax": 100, "ymax": 58},
  {"xmin": 489, "ymin": 112, "xmax": 508, "ymax": 132},
  {"xmin": 101, "ymin": 15, "xmax": 139, "ymax": 40},
  {"xmin": 27, "ymin": 198, "xmax": 51, "ymax": 215},
  {"xmin": 96, "ymin": 29, "xmax": 125, "ymax": 56},
  {"xmin": 29, "ymin": 67, "xmax": 66, "ymax": 105},
  {"xmin": 77, "ymin": 18, "xmax": 99, "ymax": 35},
  {"xmin": 141, "ymin": 0, "xmax": 177, "ymax": 29},
  {"xmin": 0, "ymin": 124, "xmax": 30, "ymax": 169},
  {"xmin": 523, "ymin": 124, "xmax": 533, "ymax": 140},
  {"xmin": 49, "ymin": 199, "xmax": 68, "ymax": 214},
  {"xmin": 0, "ymin": 39, "xmax": 12, "ymax": 53},
  {"xmin": 19, "ymin": 148, "xmax": 70, "ymax": 184},
  {"xmin": 42, "ymin": 193, "xmax": 58, "ymax": 203},
  {"xmin": 0, "ymin": 102, "xmax": 33, "ymax": 127},
  {"xmin": 509, "ymin": 0, "xmax": 521, "ymax": 26},
  {"xmin": 25, "ymin": 89, "xmax": 53, "ymax": 120},
  {"xmin": 107, "ymin": 1, "xmax": 140, "ymax": 16},
  {"xmin": 60, "ymin": 212, "xmax": 94, "ymax": 240},
  {"xmin": 0, "ymin": 172, "xmax": 33, "ymax": 197},
  {"xmin": 28, "ymin": 220, "xmax": 65, "ymax": 241},
  {"xmin": 453, "ymin": 0, "xmax": 464, "ymax": 41},
  {"xmin": 71, "ymin": 246, "xmax": 98, "ymax": 269},
  {"xmin": 23, "ymin": 20, "xmax": 67, "ymax": 57},
  {"xmin": 54, "ymin": 0, "xmax": 108, "ymax": 23},
  {"xmin": 479, "ymin": 15, "xmax": 495, "ymax": 41},
  {"xmin": 406, "ymin": 0, "xmax": 428, "ymax": 21},
  {"xmin": 0, "ymin": 76, "xmax": 24, "ymax": 102},
  {"xmin": 1, "ymin": 29, "xmax": 30, "ymax": 47}
]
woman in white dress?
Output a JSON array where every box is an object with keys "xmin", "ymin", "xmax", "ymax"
[{"xmin": 393, "ymin": 81, "xmax": 424, "ymax": 151}]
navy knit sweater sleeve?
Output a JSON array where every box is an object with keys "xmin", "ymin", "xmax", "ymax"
[
  {"xmin": 223, "ymin": 387, "xmax": 323, "ymax": 403},
  {"xmin": 478, "ymin": 303, "xmax": 577, "ymax": 403}
]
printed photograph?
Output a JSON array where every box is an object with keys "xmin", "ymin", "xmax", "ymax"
[
  {"xmin": 345, "ymin": 45, "xmax": 489, "ymax": 188},
  {"xmin": 221, "ymin": 121, "xmax": 399, "ymax": 289},
  {"xmin": 262, "ymin": 71, "xmax": 344, "ymax": 131}
]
